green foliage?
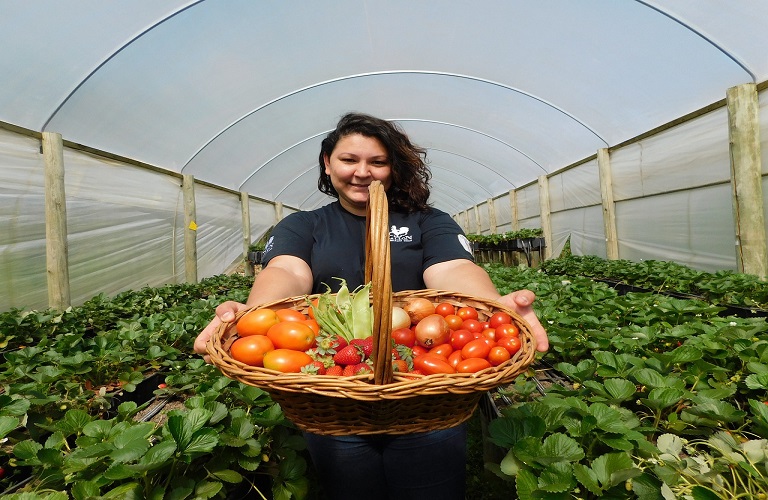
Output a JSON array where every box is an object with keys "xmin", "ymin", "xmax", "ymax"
[{"xmin": 466, "ymin": 228, "xmax": 543, "ymax": 246}]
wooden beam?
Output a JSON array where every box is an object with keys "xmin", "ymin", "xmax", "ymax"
[
  {"xmin": 241, "ymin": 191, "xmax": 252, "ymax": 277},
  {"xmin": 537, "ymin": 176, "xmax": 552, "ymax": 260},
  {"xmin": 474, "ymin": 205, "xmax": 482, "ymax": 234},
  {"xmin": 182, "ymin": 174, "xmax": 198, "ymax": 284},
  {"xmin": 597, "ymin": 148, "xmax": 619, "ymax": 260},
  {"xmin": 509, "ymin": 189, "xmax": 519, "ymax": 231},
  {"xmin": 727, "ymin": 83, "xmax": 766, "ymax": 278},
  {"xmin": 487, "ymin": 198, "xmax": 497, "ymax": 233},
  {"xmin": 42, "ymin": 132, "xmax": 71, "ymax": 310}
]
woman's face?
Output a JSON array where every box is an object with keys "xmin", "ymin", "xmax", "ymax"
[{"xmin": 324, "ymin": 133, "xmax": 392, "ymax": 215}]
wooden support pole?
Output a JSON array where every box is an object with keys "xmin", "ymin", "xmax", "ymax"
[
  {"xmin": 509, "ymin": 189, "xmax": 519, "ymax": 231},
  {"xmin": 538, "ymin": 175, "xmax": 552, "ymax": 260},
  {"xmin": 274, "ymin": 201, "xmax": 284, "ymax": 224},
  {"xmin": 241, "ymin": 191, "xmax": 252, "ymax": 277},
  {"xmin": 182, "ymin": 174, "xmax": 198, "ymax": 284},
  {"xmin": 42, "ymin": 132, "xmax": 71, "ymax": 310},
  {"xmin": 474, "ymin": 205, "xmax": 482, "ymax": 234},
  {"xmin": 727, "ymin": 83, "xmax": 766, "ymax": 279},
  {"xmin": 597, "ymin": 148, "xmax": 619, "ymax": 260},
  {"xmin": 487, "ymin": 198, "xmax": 497, "ymax": 233}
]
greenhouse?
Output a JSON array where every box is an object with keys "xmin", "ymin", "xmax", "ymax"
[{"xmin": 3, "ymin": 1, "xmax": 768, "ymax": 499}]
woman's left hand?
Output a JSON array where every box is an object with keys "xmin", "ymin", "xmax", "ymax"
[{"xmin": 497, "ymin": 289, "xmax": 549, "ymax": 353}]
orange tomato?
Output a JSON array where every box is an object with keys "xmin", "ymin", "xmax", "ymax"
[
  {"xmin": 435, "ymin": 302, "xmax": 456, "ymax": 317},
  {"xmin": 444, "ymin": 314, "xmax": 464, "ymax": 330},
  {"xmin": 487, "ymin": 346, "xmax": 511, "ymax": 366},
  {"xmin": 301, "ymin": 319, "xmax": 320, "ymax": 335},
  {"xmin": 461, "ymin": 338, "xmax": 492, "ymax": 360},
  {"xmin": 276, "ymin": 308, "xmax": 308, "ymax": 322},
  {"xmin": 456, "ymin": 306, "xmax": 479, "ymax": 321},
  {"xmin": 266, "ymin": 321, "xmax": 316, "ymax": 351},
  {"xmin": 263, "ymin": 349, "xmax": 313, "ymax": 373},
  {"xmin": 413, "ymin": 354, "xmax": 456, "ymax": 374},
  {"xmin": 237, "ymin": 308, "xmax": 280, "ymax": 336},
  {"xmin": 429, "ymin": 343, "xmax": 454, "ymax": 358},
  {"xmin": 448, "ymin": 350, "xmax": 463, "ymax": 369},
  {"xmin": 307, "ymin": 298, "xmax": 319, "ymax": 319},
  {"xmin": 456, "ymin": 358, "xmax": 492, "ymax": 373},
  {"xmin": 229, "ymin": 335, "xmax": 274, "ymax": 366}
]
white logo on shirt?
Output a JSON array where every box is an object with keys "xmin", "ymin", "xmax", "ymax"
[{"xmin": 390, "ymin": 225, "xmax": 412, "ymax": 242}]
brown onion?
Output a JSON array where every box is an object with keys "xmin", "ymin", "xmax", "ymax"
[
  {"xmin": 403, "ymin": 298, "xmax": 436, "ymax": 324},
  {"xmin": 391, "ymin": 306, "xmax": 411, "ymax": 331},
  {"xmin": 414, "ymin": 314, "xmax": 451, "ymax": 348}
]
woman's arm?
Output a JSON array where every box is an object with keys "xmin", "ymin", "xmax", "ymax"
[
  {"xmin": 423, "ymin": 259, "xmax": 549, "ymax": 352},
  {"xmin": 193, "ymin": 255, "xmax": 313, "ymax": 361}
]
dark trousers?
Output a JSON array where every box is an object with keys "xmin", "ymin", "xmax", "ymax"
[{"xmin": 303, "ymin": 424, "xmax": 467, "ymax": 500}]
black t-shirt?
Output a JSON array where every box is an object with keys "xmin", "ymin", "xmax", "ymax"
[{"xmin": 261, "ymin": 201, "xmax": 474, "ymax": 294}]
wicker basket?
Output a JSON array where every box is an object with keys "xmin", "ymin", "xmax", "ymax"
[{"xmin": 208, "ymin": 181, "xmax": 537, "ymax": 435}]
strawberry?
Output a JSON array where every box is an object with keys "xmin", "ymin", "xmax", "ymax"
[
  {"xmin": 392, "ymin": 359, "xmax": 408, "ymax": 372},
  {"xmin": 342, "ymin": 364, "xmax": 358, "ymax": 376},
  {"xmin": 325, "ymin": 365, "xmax": 343, "ymax": 376},
  {"xmin": 301, "ymin": 360, "xmax": 327, "ymax": 375},
  {"xmin": 353, "ymin": 362, "xmax": 372, "ymax": 375},
  {"xmin": 350, "ymin": 337, "xmax": 374, "ymax": 358},
  {"xmin": 333, "ymin": 345, "xmax": 363, "ymax": 366}
]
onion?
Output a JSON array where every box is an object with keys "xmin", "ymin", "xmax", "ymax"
[
  {"xmin": 414, "ymin": 314, "xmax": 451, "ymax": 348},
  {"xmin": 403, "ymin": 298, "xmax": 435, "ymax": 324},
  {"xmin": 391, "ymin": 306, "xmax": 411, "ymax": 331}
]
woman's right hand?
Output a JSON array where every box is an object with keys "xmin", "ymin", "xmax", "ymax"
[{"xmin": 194, "ymin": 300, "xmax": 250, "ymax": 363}]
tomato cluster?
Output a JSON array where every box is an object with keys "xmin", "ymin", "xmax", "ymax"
[{"xmin": 401, "ymin": 303, "xmax": 522, "ymax": 375}]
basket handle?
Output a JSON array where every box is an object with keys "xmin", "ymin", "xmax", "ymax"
[{"xmin": 366, "ymin": 181, "xmax": 393, "ymax": 385}]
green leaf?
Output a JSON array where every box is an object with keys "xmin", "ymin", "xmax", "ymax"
[
  {"xmin": 515, "ymin": 433, "xmax": 585, "ymax": 467},
  {"xmin": 538, "ymin": 462, "xmax": 575, "ymax": 492},
  {"xmin": 0, "ymin": 415, "xmax": 20, "ymax": 438},
  {"xmin": 183, "ymin": 428, "xmax": 218, "ymax": 455},
  {"xmin": 604, "ymin": 378, "xmax": 637, "ymax": 401},
  {"xmin": 499, "ymin": 449, "xmax": 524, "ymax": 476},
  {"xmin": 139, "ymin": 440, "xmax": 177, "ymax": 470},
  {"xmin": 193, "ymin": 480, "xmax": 223, "ymax": 499},
  {"xmin": 669, "ymin": 345, "xmax": 703, "ymax": 363},
  {"xmin": 573, "ymin": 462, "xmax": 602, "ymax": 496},
  {"xmin": 211, "ymin": 469, "xmax": 243, "ymax": 483},
  {"xmin": 515, "ymin": 468, "xmax": 540, "ymax": 500}
]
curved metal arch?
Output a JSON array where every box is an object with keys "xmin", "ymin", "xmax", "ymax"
[
  {"xmin": 637, "ymin": 0, "xmax": 756, "ymax": 81},
  {"xmin": 41, "ymin": 1, "xmax": 205, "ymax": 131},
  {"xmin": 183, "ymin": 70, "xmax": 611, "ymax": 172}
]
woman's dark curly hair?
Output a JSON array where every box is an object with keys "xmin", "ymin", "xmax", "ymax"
[{"xmin": 318, "ymin": 112, "xmax": 431, "ymax": 212}]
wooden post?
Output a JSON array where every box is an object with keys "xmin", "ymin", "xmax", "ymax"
[
  {"xmin": 275, "ymin": 201, "xmax": 284, "ymax": 224},
  {"xmin": 474, "ymin": 205, "xmax": 482, "ymax": 234},
  {"xmin": 597, "ymin": 148, "xmax": 620, "ymax": 260},
  {"xmin": 727, "ymin": 83, "xmax": 766, "ymax": 278},
  {"xmin": 538, "ymin": 175, "xmax": 552, "ymax": 260},
  {"xmin": 241, "ymin": 191, "xmax": 252, "ymax": 277},
  {"xmin": 42, "ymin": 132, "xmax": 71, "ymax": 310},
  {"xmin": 488, "ymin": 198, "xmax": 497, "ymax": 234},
  {"xmin": 182, "ymin": 174, "xmax": 198, "ymax": 284},
  {"xmin": 462, "ymin": 211, "xmax": 470, "ymax": 233},
  {"xmin": 509, "ymin": 189, "xmax": 519, "ymax": 231}
]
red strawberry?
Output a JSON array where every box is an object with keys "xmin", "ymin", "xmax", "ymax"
[
  {"xmin": 333, "ymin": 345, "xmax": 363, "ymax": 366},
  {"xmin": 353, "ymin": 362, "xmax": 372, "ymax": 375},
  {"xmin": 349, "ymin": 337, "xmax": 374, "ymax": 358},
  {"xmin": 300, "ymin": 360, "xmax": 326, "ymax": 375},
  {"xmin": 392, "ymin": 359, "xmax": 408, "ymax": 372},
  {"xmin": 325, "ymin": 365, "xmax": 343, "ymax": 376},
  {"xmin": 342, "ymin": 364, "xmax": 358, "ymax": 376}
]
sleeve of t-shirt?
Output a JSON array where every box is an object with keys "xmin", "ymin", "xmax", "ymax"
[
  {"xmin": 420, "ymin": 210, "xmax": 475, "ymax": 269},
  {"xmin": 261, "ymin": 212, "xmax": 314, "ymax": 266}
]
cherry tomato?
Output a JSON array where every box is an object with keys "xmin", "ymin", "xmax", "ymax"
[
  {"xmin": 414, "ymin": 354, "xmax": 456, "ymax": 374},
  {"xmin": 230, "ymin": 335, "xmax": 275, "ymax": 366},
  {"xmin": 276, "ymin": 308, "xmax": 308, "ymax": 322},
  {"xmin": 495, "ymin": 323, "xmax": 520, "ymax": 339},
  {"xmin": 489, "ymin": 311, "xmax": 513, "ymax": 329},
  {"xmin": 488, "ymin": 346, "xmax": 511, "ymax": 366},
  {"xmin": 429, "ymin": 343, "xmax": 454, "ymax": 358},
  {"xmin": 392, "ymin": 327, "xmax": 416, "ymax": 347},
  {"xmin": 449, "ymin": 329, "xmax": 475, "ymax": 351},
  {"xmin": 497, "ymin": 336, "xmax": 522, "ymax": 355},
  {"xmin": 237, "ymin": 308, "xmax": 279, "ymax": 336},
  {"xmin": 480, "ymin": 321, "xmax": 490, "ymax": 330},
  {"xmin": 461, "ymin": 338, "xmax": 492, "ymax": 360},
  {"xmin": 461, "ymin": 319, "xmax": 483, "ymax": 334},
  {"xmin": 412, "ymin": 345, "xmax": 429, "ymax": 357},
  {"xmin": 263, "ymin": 349, "xmax": 313, "ymax": 373},
  {"xmin": 444, "ymin": 314, "xmax": 464, "ymax": 330},
  {"xmin": 266, "ymin": 321, "xmax": 315, "ymax": 351},
  {"xmin": 435, "ymin": 302, "xmax": 456, "ymax": 317},
  {"xmin": 456, "ymin": 358, "xmax": 492, "ymax": 373},
  {"xmin": 448, "ymin": 350, "xmax": 463, "ymax": 369},
  {"xmin": 481, "ymin": 328, "xmax": 497, "ymax": 341},
  {"xmin": 456, "ymin": 306, "xmax": 479, "ymax": 321}
]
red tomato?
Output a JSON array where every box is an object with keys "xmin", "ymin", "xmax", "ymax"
[
  {"xmin": 266, "ymin": 321, "xmax": 315, "ymax": 351},
  {"xmin": 489, "ymin": 311, "xmax": 513, "ymax": 329},
  {"xmin": 449, "ymin": 329, "xmax": 475, "ymax": 351},
  {"xmin": 448, "ymin": 350, "xmax": 463, "ymax": 369},
  {"xmin": 263, "ymin": 349, "xmax": 313, "ymax": 373},
  {"xmin": 497, "ymin": 336, "xmax": 522, "ymax": 355},
  {"xmin": 480, "ymin": 321, "xmax": 490, "ymax": 330},
  {"xmin": 237, "ymin": 308, "xmax": 279, "ymax": 337},
  {"xmin": 481, "ymin": 328, "xmax": 497, "ymax": 341},
  {"xmin": 392, "ymin": 327, "xmax": 416, "ymax": 347},
  {"xmin": 412, "ymin": 345, "xmax": 429, "ymax": 357},
  {"xmin": 461, "ymin": 319, "xmax": 483, "ymax": 334},
  {"xmin": 461, "ymin": 338, "xmax": 492, "ymax": 360},
  {"xmin": 429, "ymin": 343, "xmax": 454, "ymax": 358},
  {"xmin": 456, "ymin": 358, "xmax": 492, "ymax": 373},
  {"xmin": 495, "ymin": 323, "xmax": 520, "ymax": 339},
  {"xmin": 444, "ymin": 314, "xmax": 464, "ymax": 331},
  {"xmin": 229, "ymin": 335, "xmax": 274, "ymax": 366},
  {"xmin": 456, "ymin": 306, "xmax": 479, "ymax": 321},
  {"xmin": 488, "ymin": 346, "xmax": 511, "ymax": 366},
  {"xmin": 414, "ymin": 354, "xmax": 456, "ymax": 374},
  {"xmin": 275, "ymin": 308, "xmax": 308, "ymax": 322},
  {"xmin": 435, "ymin": 302, "xmax": 456, "ymax": 317}
]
